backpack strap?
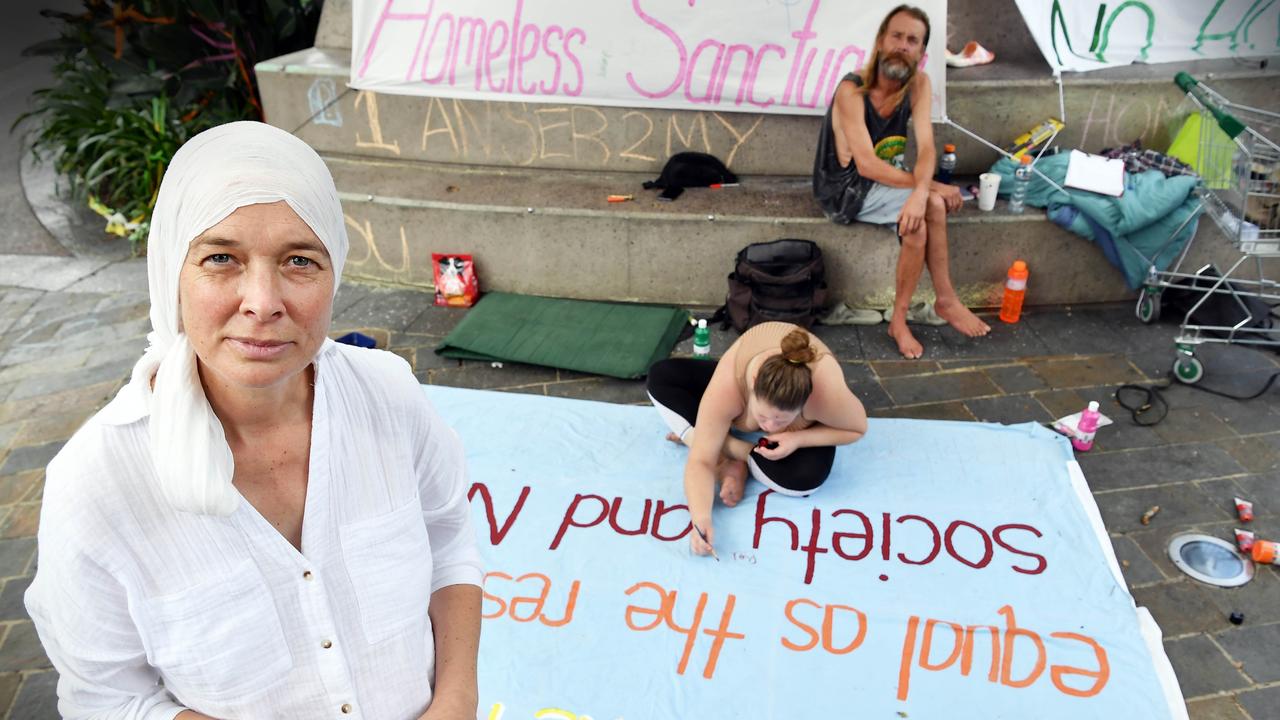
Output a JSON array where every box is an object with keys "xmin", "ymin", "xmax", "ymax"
[{"xmin": 707, "ymin": 305, "xmax": 730, "ymax": 331}]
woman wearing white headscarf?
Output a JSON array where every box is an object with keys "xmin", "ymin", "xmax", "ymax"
[{"xmin": 25, "ymin": 122, "xmax": 483, "ymax": 719}]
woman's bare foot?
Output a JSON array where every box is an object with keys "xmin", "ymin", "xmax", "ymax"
[
  {"xmin": 934, "ymin": 298, "xmax": 991, "ymax": 337},
  {"xmin": 717, "ymin": 457, "xmax": 748, "ymax": 507},
  {"xmin": 888, "ymin": 319, "xmax": 924, "ymax": 359}
]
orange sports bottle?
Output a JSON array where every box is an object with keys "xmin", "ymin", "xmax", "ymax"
[{"xmin": 1000, "ymin": 260, "xmax": 1029, "ymax": 324}]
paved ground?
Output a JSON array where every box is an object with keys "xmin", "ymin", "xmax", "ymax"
[
  {"xmin": 0, "ymin": 260, "xmax": 1278, "ymax": 717},
  {"xmin": 0, "ymin": 8, "xmax": 1276, "ymax": 714}
]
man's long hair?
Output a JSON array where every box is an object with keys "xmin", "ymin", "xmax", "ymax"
[{"xmin": 855, "ymin": 5, "xmax": 931, "ymax": 111}]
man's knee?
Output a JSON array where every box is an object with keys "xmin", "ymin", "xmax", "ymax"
[
  {"xmin": 901, "ymin": 228, "xmax": 927, "ymax": 251},
  {"xmin": 927, "ymin": 191, "xmax": 946, "ymax": 219}
]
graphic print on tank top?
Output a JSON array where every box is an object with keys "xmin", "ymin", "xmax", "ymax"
[{"xmin": 874, "ymin": 134, "xmax": 908, "ymax": 169}]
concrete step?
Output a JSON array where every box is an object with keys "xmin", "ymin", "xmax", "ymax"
[
  {"xmin": 262, "ymin": 0, "xmax": 1279, "ymax": 308},
  {"xmin": 258, "ymin": 46, "xmax": 1280, "ymax": 178},
  {"xmin": 325, "ymin": 154, "xmax": 1257, "ymax": 307},
  {"xmin": 260, "ymin": 0, "xmax": 1280, "ymax": 176}
]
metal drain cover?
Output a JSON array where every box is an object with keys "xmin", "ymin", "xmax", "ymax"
[{"xmin": 1168, "ymin": 533, "xmax": 1254, "ymax": 587}]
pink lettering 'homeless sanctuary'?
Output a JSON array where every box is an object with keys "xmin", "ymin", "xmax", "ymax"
[{"xmin": 351, "ymin": 0, "xmax": 946, "ymax": 119}]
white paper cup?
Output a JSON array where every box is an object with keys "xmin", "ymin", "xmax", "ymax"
[{"xmin": 978, "ymin": 173, "xmax": 1001, "ymax": 211}]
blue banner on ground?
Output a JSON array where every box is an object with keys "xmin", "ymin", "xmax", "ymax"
[{"xmin": 425, "ymin": 386, "xmax": 1184, "ymax": 720}]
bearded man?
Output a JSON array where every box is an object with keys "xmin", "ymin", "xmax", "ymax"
[{"xmin": 813, "ymin": 4, "xmax": 990, "ymax": 359}]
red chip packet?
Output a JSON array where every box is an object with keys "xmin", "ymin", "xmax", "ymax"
[{"xmin": 433, "ymin": 253, "xmax": 479, "ymax": 307}]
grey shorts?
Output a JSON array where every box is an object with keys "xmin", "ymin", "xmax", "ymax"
[{"xmin": 856, "ymin": 183, "xmax": 914, "ymax": 226}]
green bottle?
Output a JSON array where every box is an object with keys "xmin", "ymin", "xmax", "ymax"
[{"xmin": 693, "ymin": 319, "xmax": 711, "ymax": 358}]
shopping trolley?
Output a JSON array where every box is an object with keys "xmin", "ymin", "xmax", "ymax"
[{"xmin": 1134, "ymin": 72, "xmax": 1280, "ymax": 384}]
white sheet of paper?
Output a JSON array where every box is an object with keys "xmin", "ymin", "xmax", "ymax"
[
  {"xmin": 1054, "ymin": 409, "xmax": 1115, "ymax": 439},
  {"xmin": 1064, "ymin": 150, "xmax": 1126, "ymax": 197}
]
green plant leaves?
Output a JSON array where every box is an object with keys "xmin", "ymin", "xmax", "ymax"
[{"xmin": 18, "ymin": 0, "xmax": 322, "ymax": 245}]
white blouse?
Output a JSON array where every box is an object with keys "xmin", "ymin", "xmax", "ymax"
[{"xmin": 25, "ymin": 341, "xmax": 483, "ymax": 720}]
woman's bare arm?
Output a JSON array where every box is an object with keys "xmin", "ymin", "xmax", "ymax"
[{"xmin": 790, "ymin": 358, "xmax": 868, "ymax": 448}]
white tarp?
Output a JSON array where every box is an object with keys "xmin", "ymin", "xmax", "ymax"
[
  {"xmin": 427, "ymin": 386, "xmax": 1188, "ymax": 719},
  {"xmin": 1015, "ymin": 0, "xmax": 1280, "ymax": 73},
  {"xmin": 351, "ymin": 0, "xmax": 947, "ymax": 120}
]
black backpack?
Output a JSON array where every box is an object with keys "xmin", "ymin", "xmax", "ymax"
[{"xmin": 711, "ymin": 239, "xmax": 829, "ymax": 332}]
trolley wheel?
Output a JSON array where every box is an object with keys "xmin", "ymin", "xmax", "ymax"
[
  {"xmin": 1136, "ymin": 290, "xmax": 1161, "ymax": 324},
  {"xmin": 1173, "ymin": 355, "xmax": 1204, "ymax": 385}
]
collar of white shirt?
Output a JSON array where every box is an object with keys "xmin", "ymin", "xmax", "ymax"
[{"xmin": 97, "ymin": 338, "xmax": 339, "ymax": 427}]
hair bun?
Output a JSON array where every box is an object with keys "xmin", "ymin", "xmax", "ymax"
[{"xmin": 780, "ymin": 328, "xmax": 817, "ymax": 365}]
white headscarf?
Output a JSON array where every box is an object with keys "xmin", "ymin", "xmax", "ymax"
[{"xmin": 132, "ymin": 121, "xmax": 349, "ymax": 516}]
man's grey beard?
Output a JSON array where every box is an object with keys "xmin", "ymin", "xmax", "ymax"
[{"xmin": 880, "ymin": 55, "xmax": 914, "ymax": 83}]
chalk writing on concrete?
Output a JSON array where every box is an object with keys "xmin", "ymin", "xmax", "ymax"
[
  {"xmin": 308, "ymin": 78, "xmax": 344, "ymax": 128},
  {"xmin": 352, "ymin": 89, "xmax": 766, "ymax": 168},
  {"xmin": 354, "ymin": 91, "xmax": 402, "ymax": 155},
  {"xmin": 344, "ymin": 214, "xmax": 411, "ymax": 274},
  {"xmin": 1077, "ymin": 89, "xmax": 1182, "ymax": 150}
]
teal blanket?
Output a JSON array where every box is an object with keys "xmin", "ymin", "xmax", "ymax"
[{"xmin": 990, "ymin": 154, "xmax": 1202, "ymax": 289}]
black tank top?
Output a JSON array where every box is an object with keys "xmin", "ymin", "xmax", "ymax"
[{"xmin": 812, "ymin": 73, "xmax": 912, "ymax": 224}]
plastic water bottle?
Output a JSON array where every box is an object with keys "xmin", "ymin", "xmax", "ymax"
[
  {"xmin": 938, "ymin": 143, "xmax": 957, "ymax": 184},
  {"xmin": 693, "ymin": 319, "xmax": 711, "ymax": 358},
  {"xmin": 1072, "ymin": 401, "xmax": 1101, "ymax": 452},
  {"xmin": 1009, "ymin": 155, "xmax": 1033, "ymax": 213},
  {"xmin": 999, "ymin": 260, "xmax": 1028, "ymax": 324}
]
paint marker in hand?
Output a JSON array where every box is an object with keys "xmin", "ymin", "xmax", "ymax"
[{"xmin": 693, "ymin": 524, "xmax": 720, "ymax": 561}]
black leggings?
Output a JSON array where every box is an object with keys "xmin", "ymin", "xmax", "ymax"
[{"xmin": 645, "ymin": 358, "xmax": 835, "ymax": 496}]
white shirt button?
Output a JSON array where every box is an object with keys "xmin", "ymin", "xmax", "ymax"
[
  {"xmin": 321, "ymin": 639, "xmax": 333, "ymax": 649},
  {"xmin": 340, "ymin": 703, "xmax": 352, "ymax": 714}
]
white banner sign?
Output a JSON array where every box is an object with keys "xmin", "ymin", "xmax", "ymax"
[
  {"xmin": 351, "ymin": 0, "xmax": 947, "ymax": 120},
  {"xmin": 1015, "ymin": 0, "xmax": 1280, "ymax": 73}
]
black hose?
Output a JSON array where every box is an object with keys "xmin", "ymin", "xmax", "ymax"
[{"xmin": 1115, "ymin": 370, "xmax": 1280, "ymax": 426}]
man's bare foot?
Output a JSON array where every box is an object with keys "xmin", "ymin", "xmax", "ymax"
[
  {"xmin": 888, "ymin": 319, "xmax": 924, "ymax": 359},
  {"xmin": 935, "ymin": 298, "xmax": 991, "ymax": 337},
  {"xmin": 717, "ymin": 457, "xmax": 748, "ymax": 507},
  {"xmin": 666, "ymin": 430, "xmax": 691, "ymax": 447}
]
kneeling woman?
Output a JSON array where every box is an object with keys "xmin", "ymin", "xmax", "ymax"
[{"xmin": 647, "ymin": 322, "xmax": 867, "ymax": 556}]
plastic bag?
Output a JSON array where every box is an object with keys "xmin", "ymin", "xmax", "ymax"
[{"xmin": 433, "ymin": 253, "xmax": 479, "ymax": 307}]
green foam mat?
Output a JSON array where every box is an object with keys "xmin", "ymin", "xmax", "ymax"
[{"xmin": 435, "ymin": 292, "xmax": 688, "ymax": 379}]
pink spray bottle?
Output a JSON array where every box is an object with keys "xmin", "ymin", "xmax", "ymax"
[{"xmin": 1072, "ymin": 401, "xmax": 1101, "ymax": 452}]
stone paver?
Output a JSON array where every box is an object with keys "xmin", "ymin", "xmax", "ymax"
[
  {"xmin": 2, "ymin": 267, "xmax": 1279, "ymax": 717},
  {"xmin": 1237, "ymin": 685, "xmax": 1280, "ymax": 720},
  {"xmin": 982, "ymin": 363, "xmax": 1050, "ymax": 394},
  {"xmin": 963, "ymin": 393, "xmax": 1055, "ymax": 424},
  {"xmin": 1076, "ymin": 443, "xmax": 1247, "ymax": 491},
  {"xmin": 870, "ymin": 399, "xmax": 977, "ymax": 421},
  {"xmin": 0, "ymin": 623, "xmax": 49, "ymax": 673},
  {"xmin": 1095, "ymin": 482, "xmax": 1235, "ymax": 534},
  {"xmin": 0, "ymin": 578, "xmax": 32, "ymax": 623},
  {"xmin": 1186, "ymin": 695, "xmax": 1250, "ymax": 720},
  {"xmin": 1163, "ymin": 634, "xmax": 1253, "ymax": 698},
  {"xmin": 0, "ymin": 674, "xmax": 20, "ymax": 720},
  {"xmin": 7, "ymin": 670, "xmax": 56, "ymax": 720},
  {"xmin": 0, "ymin": 255, "xmax": 111, "ymax": 293},
  {"xmin": 1216, "ymin": 621, "xmax": 1280, "ymax": 684},
  {"xmin": 879, "ymin": 368, "xmax": 1002, "ymax": 405},
  {"xmin": 1133, "ymin": 580, "xmax": 1236, "ymax": 638},
  {"xmin": 1109, "ymin": 534, "xmax": 1165, "ymax": 585}
]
